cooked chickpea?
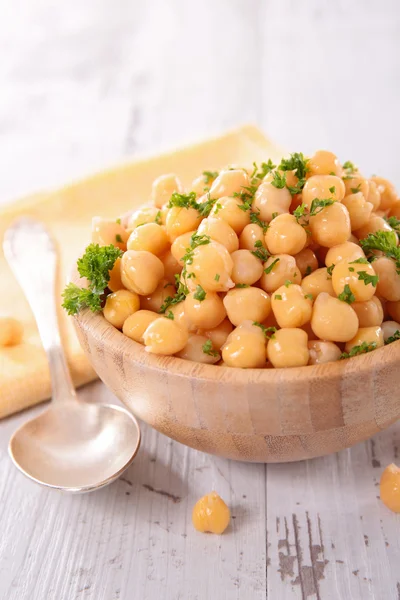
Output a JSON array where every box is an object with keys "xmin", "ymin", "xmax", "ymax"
[
  {"xmin": 197, "ymin": 217, "xmax": 239, "ymax": 253},
  {"xmin": 186, "ymin": 241, "xmax": 234, "ymax": 292},
  {"xmin": 230, "ymin": 249, "xmax": 264, "ymax": 285},
  {"xmin": 143, "ymin": 317, "xmax": 189, "ymax": 355},
  {"xmin": 331, "ymin": 260, "xmax": 378, "ymax": 302},
  {"xmin": 126, "ymin": 222, "xmax": 169, "ymax": 256},
  {"xmin": 302, "ymin": 175, "xmax": 345, "ymax": 208},
  {"xmin": 343, "ymin": 172, "xmax": 369, "ymax": 200},
  {"xmin": 355, "ymin": 214, "xmax": 398, "ymax": 243},
  {"xmin": 261, "ymin": 254, "xmax": 302, "ymax": 293},
  {"xmin": 265, "ymin": 213, "xmax": 307, "ymax": 255},
  {"xmin": 140, "ymin": 280, "xmax": 175, "ymax": 312},
  {"xmin": 380, "ymin": 463, "xmax": 400, "ymax": 513},
  {"xmin": 386, "ymin": 300, "xmax": 400, "ymax": 322},
  {"xmin": 341, "ymin": 193, "xmax": 373, "ymax": 231},
  {"xmin": 166, "ymin": 206, "xmax": 203, "ymax": 242},
  {"xmin": 325, "ymin": 241, "xmax": 365, "ymax": 267},
  {"xmin": 159, "ymin": 250, "xmax": 182, "ymax": 284},
  {"xmin": 151, "ymin": 173, "xmax": 183, "ymax": 208},
  {"xmin": 222, "ymin": 321, "xmax": 267, "ymax": 368},
  {"xmin": 366, "ymin": 179, "xmax": 381, "ymax": 211},
  {"xmin": 267, "ymin": 328, "xmax": 309, "ymax": 368},
  {"xmin": 344, "ymin": 326, "xmax": 384, "ymax": 353},
  {"xmin": 168, "ymin": 301, "xmax": 197, "ymax": 333},
  {"xmin": 170, "ymin": 231, "xmax": 196, "ymax": 266},
  {"xmin": 127, "ymin": 206, "xmax": 160, "ymax": 230},
  {"xmin": 308, "ymin": 340, "xmax": 341, "ymax": 365},
  {"xmin": 209, "ymin": 196, "xmax": 250, "ymax": 234},
  {"xmin": 301, "ymin": 268, "xmax": 335, "ymax": 298},
  {"xmin": 239, "ymin": 223, "xmax": 266, "ymax": 252},
  {"xmin": 209, "ymin": 168, "xmax": 250, "ymax": 198},
  {"xmin": 311, "ymin": 292, "xmax": 359, "ymax": 342},
  {"xmin": 176, "ymin": 335, "xmax": 220, "ymax": 364},
  {"xmin": 374, "ymin": 257, "xmax": 400, "ymax": 302},
  {"xmin": 103, "ymin": 290, "xmax": 140, "ymax": 329},
  {"xmin": 271, "ymin": 283, "xmax": 313, "ymax": 328},
  {"xmin": 121, "ymin": 250, "xmax": 164, "ymax": 295},
  {"xmin": 192, "ymin": 491, "xmax": 231, "ymax": 533},
  {"xmin": 184, "ymin": 290, "xmax": 226, "ymax": 329},
  {"xmin": 91, "ymin": 217, "xmax": 129, "ymax": 250},
  {"xmin": 0, "ymin": 316, "xmax": 23, "ymax": 346},
  {"xmin": 122, "ymin": 310, "xmax": 159, "ymax": 343},
  {"xmin": 191, "ymin": 172, "xmax": 217, "ymax": 195},
  {"xmin": 202, "ymin": 319, "xmax": 234, "ymax": 351},
  {"xmin": 252, "ymin": 182, "xmax": 292, "ymax": 222},
  {"xmin": 352, "ymin": 296, "xmax": 383, "ymax": 327},
  {"xmin": 223, "ymin": 287, "xmax": 271, "ymax": 326},
  {"xmin": 309, "ymin": 202, "xmax": 351, "ymax": 247},
  {"xmin": 307, "ymin": 150, "xmax": 342, "ymax": 177},
  {"xmin": 293, "ymin": 248, "xmax": 318, "ymax": 277},
  {"xmin": 370, "ymin": 176, "xmax": 397, "ymax": 211},
  {"xmin": 108, "ymin": 257, "xmax": 124, "ymax": 292},
  {"xmin": 381, "ymin": 320, "xmax": 400, "ymax": 342}
]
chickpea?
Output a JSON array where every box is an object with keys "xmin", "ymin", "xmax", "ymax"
[
  {"xmin": 381, "ymin": 320, "xmax": 400, "ymax": 343},
  {"xmin": 308, "ymin": 340, "xmax": 341, "ymax": 365},
  {"xmin": 348, "ymin": 234, "xmax": 359, "ymax": 244},
  {"xmin": 309, "ymin": 202, "xmax": 351, "ymax": 247},
  {"xmin": 197, "ymin": 217, "xmax": 239, "ymax": 253},
  {"xmin": 159, "ymin": 250, "xmax": 182, "ymax": 284},
  {"xmin": 366, "ymin": 180, "xmax": 381, "ymax": 212},
  {"xmin": 352, "ymin": 296, "xmax": 383, "ymax": 327},
  {"xmin": 91, "ymin": 217, "xmax": 129, "ymax": 250},
  {"xmin": 140, "ymin": 279, "xmax": 175, "ymax": 312},
  {"xmin": 293, "ymin": 248, "xmax": 318, "ymax": 277},
  {"xmin": 355, "ymin": 214, "xmax": 397, "ymax": 242},
  {"xmin": 239, "ymin": 223, "xmax": 267, "ymax": 252},
  {"xmin": 230, "ymin": 249, "xmax": 264, "ymax": 285},
  {"xmin": 380, "ymin": 463, "xmax": 400, "ymax": 513},
  {"xmin": 343, "ymin": 173, "xmax": 370, "ymax": 200},
  {"xmin": 108, "ymin": 257, "xmax": 124, "ymax": 292},
  {"xmin": 301, "ymin": 268, "xmax": 335, "ymax": 298},
  {"xmin": 265, "ymin": 213, "xmax": 307, "ymax": 255},
  {"xmin": 191, "ymin": 171, "xmax": 217, "ymax": 196},
  {"xmin": 302, "ymin": 175, "xmax": 345, "ymax": 208},
  {"xmin": 341, "ymin": 193, "xmax": 373, "ymax": 231},
  {"xmin": 121, "ymin": 250, "xmax": 164, "ymax": 295},
  {"xmin": 126, "ymin": 222, "xmax": 169, "ymax": 256},
  {"xmin": 271, "ymin": 283, "xmax": 313, "ymax": 328},
  {"xmin": 170, "ymin": 231, "xmax": 195, "ymax": 265},
  {"xmin": 166, "ymin": 206, "xmax": 203, "ymax": 242},
  {"xmin": 374, "ymin": 257, "xmax": 400, "ymax": 302},
  {"xmin": 223, "ymin": 286, "xmax": 271, "ymax": 326},
  {"xmin": 332, "ymin": 260, "xmax": 378, "ymax": 302},
  {"xmin": 202, "ymin": 319, "xmax": 234, "ymax": 351},
  {"xmin": 260, "ymin": 254, "xmax": 302, "ymax": 293},
  {"xmin": 267, "ymin": 328, "xmax": 309, "ymax": 368},
  {"xmin": 344, "ymin": 326, "xmax": 384, "ymax": 353},
  {"xmin": 143, "ymin": 317, "xmax": 189, "ymax": 355},
  {"xmin": 311, "ymin": 292, "xmax": 359, "ymax": 342},
  {"xmin": 176, "ymin": 335, "xmax": 220, "ymax": 364},
  {"xmin": 127, "ymin": 206, "xmax": 160, "ymax": 230},
  {"xmin": 169, "ymin": 301, "xmax": 197, "ymax": 333},
  {"xmin": 209, "ymin": 196, "xmax": 250, "ymax": 234},
  {"xmin": 307, "ymin": 150, "xmax": 342, "ymax": 177},
  {"xmin": 122, "ymin": 310, "xmax": 159, "ymax": 343},
  {"xmin": 0, "ymin": 316, "xmax": 23, "ymax": 346},
  {"xmin": 389, "ymin": 200, "xmax": 400, "ymax": 220},
  {"xmin": 103, "ymin": 290, "xmax": 140, "ymax": 329},
  {"xmin": 186, "ymin": 241, "xmax": 234, "ymax": 292},
  {"xmin": 209, "ymin": 168, "xmax": 250, "ymax": 198},
  {"xmin": 252, "ymin": 182, "xmax": 291, "ymax": 222},
  {"xmin": 222, "ymin": 321, "xmax": 267, "ymax": 368},
  {"xmin": 370, "ymin": 176, "xmax": 398, "ymax": 211},
  {"xmin": 192, "ymin": 491, "xmax": 231, "ymax": 533},
  {"xmin": 184, "ymin": 290, "xmax": 226, "ymax": 329},
  {"xmin": 325, "ymin": 241, "xmax": 365, "ymax": 267},
  {"xmin": 151, "ymin": 173, "xmax": 183, "ymax": 208},
  {"xmin": 386, "ymin": 300, "xmax": 400, "ymax": 322}
]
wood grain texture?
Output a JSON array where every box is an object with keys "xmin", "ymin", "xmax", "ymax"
[{"xmin": 1, "ymin": 0, "xmax": 400, "ymax": 599}]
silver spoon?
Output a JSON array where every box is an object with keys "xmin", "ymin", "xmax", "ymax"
[{"xmin": 3, "ymin": 217, "xmax": 141, "ymax": 492}]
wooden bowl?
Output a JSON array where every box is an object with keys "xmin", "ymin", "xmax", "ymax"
[{"xmin": 73, "ymin": 304, "xmax": 400, "ymax": 463}]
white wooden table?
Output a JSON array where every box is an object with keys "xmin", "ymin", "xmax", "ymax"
[{"xmin": 1, "ymin": 2, "xmax": 399, "ymax": 598}]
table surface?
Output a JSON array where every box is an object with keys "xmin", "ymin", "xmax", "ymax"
[{"xmin": 1, "ymin": 1, "xmax": 400, "ymax": 599}]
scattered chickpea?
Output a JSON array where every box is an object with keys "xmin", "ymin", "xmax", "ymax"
[
  {"xmin": 159, "ymin": 250, "xmax": 182, "ymax": 284},
  {"xmin": 260, "ymin": 254, "xmax": 302, "ymax": 294},
  {"xmin": 307, "ymin": 150, "xmax": 342, "ymax": 177},
  {"xmin": 197, "ymin": 217, "xmax": 239, "ymax": 253},
  {"xmin": 166, "ymin": 206, "xmax": 203, "ymax": 242},
  {"xmin": 374, "ymin": 257, "xmax": 400, "ymax": 302},
  {"xmin": 381, "ymin": 320, "xmax": 400, "ymax": 343},
  {"xmin": 127, "ymin": 206, "xmax": 161, "ymax": 230},
  {"xmin": 293, "ymin": 248, "xmax": 318, "ymax": 277},
  {"xmin": 239, "ymin": 223, "xmax": 266, "ymax": 252},
  {"xmin": 325, "ymin": 242, "xmax": 365, "ymax": 267},
  {"xmin": 379, "ymin": 464, "xmax": 400, "ymax": 513},
  {"xmin": 352, "ymin": 297, "xmax": 384, "ymax": 327},
  {"xmin": 209, "ymin": 168, "xmax": 250, "ymax": 198},
  {"xmin": 186, "ymin": 241, "xmax": 234, "ymax": 292},
  {"xmin": 309, "ymin": 202, "xmax": 351, "ymax": 247},
  {"xmin": 302, "ymin": 175, "xmax": 345, "ymax": 208},
  {"xmin": 184, "ymin": 290, "xmax": 226, "ymax": 329},
  {"xmin": 370, "ymin": 176, "xmax": 398, "ymax": 211},
  {"xmin": 209, "ymin": 196, "xmax": 250, "ymax": 234},
  {"xmin": 140, "ymin": 280, "xmax": 175, "ymax": 312},
  {"xmin": 107, "ymin": 257, "xmax": 124, "ymax": 292},
  {"xmin": 301, "ymin": 268, "xmax": 335, "ymax": 299},
  {"xmin": 331, "ymin": 260, "xmax": 378, "ymax": 303},
  {"xmin": 201, "ymin": 319, "xmax": 234, "ymax": 351},
  {"xmin": 252, "ymin": 182, "xmax": 291, "ymax": 222},
  {"xmin": 341, "ymin": 193, "xmax": 373, "ymax": 231},
  {"xmin": 192, "ymin": 491, "xmax": 231, "ymax": 534},
  {"xmin": 92, "ymin": 217, "xmax": 129, "ymax": 250}
]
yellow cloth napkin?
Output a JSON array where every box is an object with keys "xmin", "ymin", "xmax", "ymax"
[{"xmin": 0, "ymin": 125, "xmax": 282, "ymax": 418}]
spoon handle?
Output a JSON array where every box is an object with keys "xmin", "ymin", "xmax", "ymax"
[{"xmin": 3, "ymin": 217, "xmax": 77, "ymax": 403}]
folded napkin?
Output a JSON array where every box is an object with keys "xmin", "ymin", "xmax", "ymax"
[{"xmin": 0, "ymin": 125, "xmax": 282, "ymax": 418}]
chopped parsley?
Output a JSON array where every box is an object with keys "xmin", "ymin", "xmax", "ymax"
[
  {"xmin": 309, "ymin": 198, "xmax": 335, "ymax": 217},
  {"xmin": 342, "ymin": 160, "xmax": 357, "ymax": 172},
  {"xmin": 62, "ymin": 244, "xmax": 122, "ymax": 315},
  {"xmin": 182, "ymin": 233, "xmax": 211, "ymax": 264},
  {"xmin": 357, "ymin": 271, "xmax": 378, "ymax": 287},
  {"xmin": 340, "ymin": 341, "xmax": 377, "ymax": 359},
  {"xmin": 236, "ymin": 283, "xmax": 249, "ymax": 288},
  {"xmin": 202, "ymin": 339, "xmax": 219, "ymax": 357},
  {"xmin": 293, "ymin": 203, "xmax": 307, "ymax": 222},
  {"xmin": 165, "ymin": 311, "xmax": 174, "ymax": 320},
  {"xmin": 271, "ymin": 212, "xmax": 279, "ymax": 220},
  {"xmin": 360, "ymin": 231, "xmax": 400, "ymax": 273},
  {"xmin": 305, "ymin": 293, "xmax": 313, "ymax": 300},
  {"xmin": 350, "ymin": 257, "xmax": 369, "ymax": 264},
  {"xmin": 326, "ymin": 264, "xmax": 335, "ymax": 276},
  {"xmin": 214, "ymin": 273, "xmax": 220, "ymax": 281},
  {"xmin": 277, "ymin": 152, "xmax": 309, "ymax": 195},
  {"xmin": 384, "ymin": 216, "xmax": 400, "ymax": 234},
  {"xmin": 284, "ymin": 280, "xmax": 292, "ymax": 287},
  {"xmin": 115, "ymin": 234, "xmax": 123, "ymax": 243},
  {"xmin": 250, "ymin": 210, "xmax": 268, "ymax": 233},
  {"xmin": 385, "ymin": 330, "xmax": 400, "ymax": 345},
  {"xmin": 329, "ymin": 186, "xmax": 336, "ymax": 194},
  {"xmin": 270, "ymin": 170, "xmax": 287, "ymax": 189},
  {"xmin": 305, "ymin": 265, "xmax": 312, "ymax": 276},
  {"xmin": 264, "ymin": 258, "xmax": 280, "ymax": 274},
  {"xmin": 349, "ymin": 267, "xmax": 355, "ymax": 272},
  {"xmin": 251, "ymin": 243, "xmax": 270, "ymax": 261},
  {"xmin": 202, "ymin": 170, "xmax": 218, "ymax": 184},
  {"xmin": 168, "ymin": 191, "xmax": 198, "ymax": 209},
  {"xmin": 250, "ymin": 160, "xmax": 276, "ymax": 183},
  {"xmin": 193, "ymin": 285, "xmax": 207, "ymax": 301},
  {"xmin": 234, "ymin": 185, "xmax": 257, "ymax": 212},
  {"xmin": 252, "ymin": 322, "xmax": 277, "ymax": 339},
  {"xmin": 115, "ymin": 218, "xmax": 121, "ymax": 225},
  {"xmin": 274, "ymin": 294, "xmax": 282, "ymax": 300},
  {"xmin": 155, "ymin": 211, "xmax": 162, "ymax": 225},
  {"xmin": 351, "ymin": 184, "xmax": 361, "ymax": 194},
  {"xmin": 338, "ymin": 284, "xmax": 355, "ymax": 304}
]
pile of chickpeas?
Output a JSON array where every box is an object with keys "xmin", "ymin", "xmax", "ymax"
[{"xmin": 92, "ymin": 150, "xmax": 400, "ymax": 368}]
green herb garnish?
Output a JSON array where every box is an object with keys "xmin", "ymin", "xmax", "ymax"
[
  {"xmin": 202, "ymin": 339, "xmax": 219, "ymax": 357},
  {"xmin": 252, "ymin": 322, "xmax": 277, "ymax": 339},
  {"xmin": 115, "ymin": 234, "xmax": 123, "ymax": 243},
  {"xmin": 202, "ymin": 170, "xmax": 218, "ymax": 184},
  {"xmin": 326, "ymin": 264, "xmax": 335, "ymax": 276},
  {"xmin": 193, "ymin": 285, "xmax": 207, "ymax": 301},
  {"xmin": 385, "ymin": 330, "xmax": 400, "ymax": 345},
  {"xmin": 270, "ymin": 170, "xmax": 287, "ymax": 189},
  {"xmin": 340, "ymin": 341, "xmax": 377, "ymax": 359},
  {"xmin": 264, "ymin": 258, "xmax": 280, "ymax": 274},
  {"xmin": 357, "ymin": 271, "xmax": 378, "ymax": 287},
  {"xmin": 338, "ymin": 284, "xmax": 355, "ymax": 304},
  {"xmin": 360, "ymin": 231, "xmax": 400, "ymax": 273}
]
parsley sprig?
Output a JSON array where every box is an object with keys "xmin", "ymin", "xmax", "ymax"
[
  {"xmin": 277, "ymin": 152, "xmax": 309, "ymax": 195},
  {"xmin": 250, "ymin": 160, "xmax": 276, "ymax": 184},
  {"xmin": 360, "ymin": 231, "xmax": 400, "ymax": 273}
]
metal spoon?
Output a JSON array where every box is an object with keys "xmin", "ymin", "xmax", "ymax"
[{"xmin": 3, "ymin": 218, "xmax": 141, "ymax": 492}]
